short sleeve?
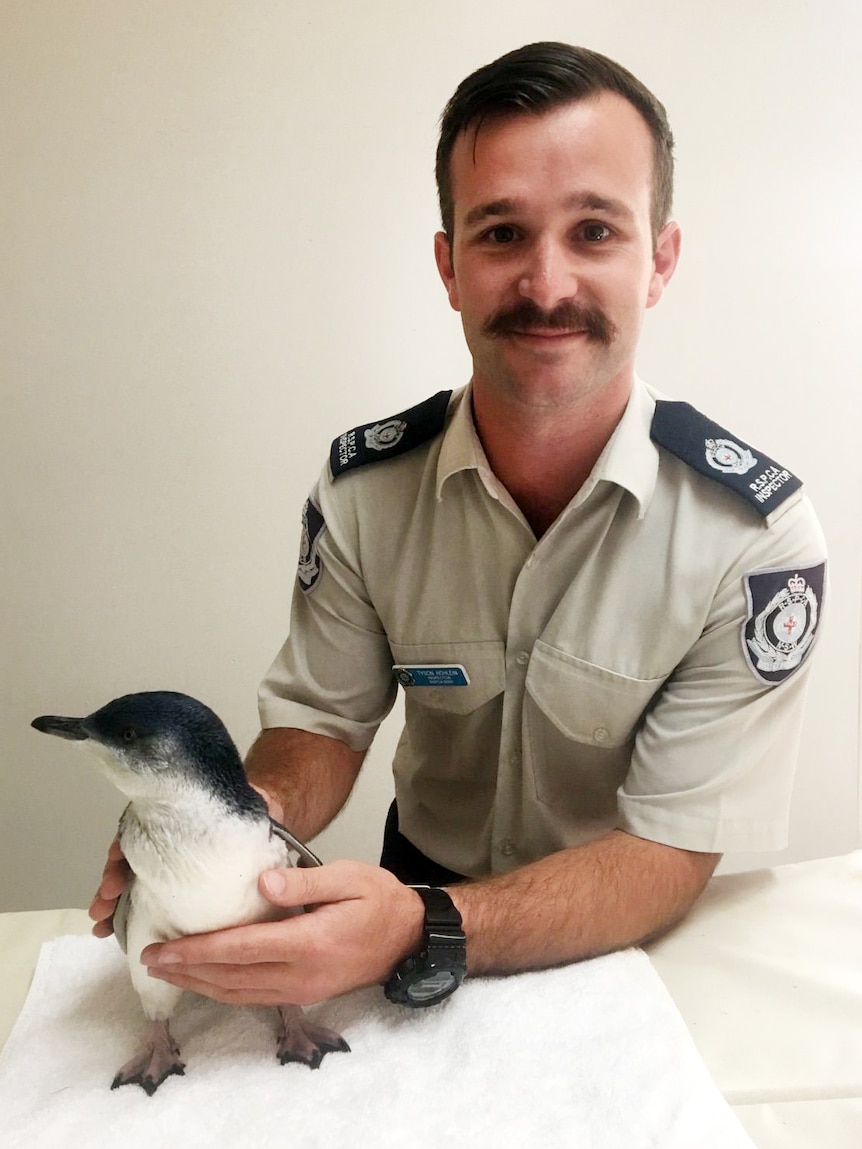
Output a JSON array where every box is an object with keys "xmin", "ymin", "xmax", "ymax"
[
  {"xmin": 258, "ymin": 469, "xmax": 398, "ymax": 751},
  {"xmin": 617, "ymin": 495, "xmax": 827, "ymax": 852}
]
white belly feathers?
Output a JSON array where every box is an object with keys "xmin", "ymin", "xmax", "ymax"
[{"xmin": 120, "ymin": 795, "xmax": 294, "ymax": 945}]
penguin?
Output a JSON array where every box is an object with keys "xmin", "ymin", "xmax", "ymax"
[{"xmin": 31, "ymin": 691, "xmax": 350, "ymax": 1095}]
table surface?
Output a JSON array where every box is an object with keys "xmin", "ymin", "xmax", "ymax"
[{"xmin": 2, "ymin": 852, "xmax": 860, "ymax": 1149}]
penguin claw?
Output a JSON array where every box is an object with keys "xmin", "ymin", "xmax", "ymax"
[
  {"xmin": 111, "ymin": 1019, "xmax": 185, "ymax": 1095},
  {"xmin": 276, "ymin": 1007, "xmax": 350, "ymax": 1069}
]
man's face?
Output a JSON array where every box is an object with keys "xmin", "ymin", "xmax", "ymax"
[{"xmin": 435, "ymin": 93, "xmax": 680, "ymax": 412}]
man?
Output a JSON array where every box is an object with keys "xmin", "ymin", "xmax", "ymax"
[{"xmin": 91, "ymin": 43, "xmax": 825, "ymax": 1007}]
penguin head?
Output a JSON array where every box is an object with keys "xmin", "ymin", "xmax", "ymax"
[{"xmin": 32, "ymin": 692, "xmax": 265, "ymax": 814}]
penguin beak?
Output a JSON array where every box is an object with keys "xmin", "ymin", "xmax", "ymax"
[{"xmin": 31, "ymin": 715, "xmax": 89, "ymax": 741}]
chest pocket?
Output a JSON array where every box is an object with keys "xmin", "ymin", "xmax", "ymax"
[
  {"xmin": 525, "ymin": 640, "xmax": 666, "ymax": 748},
  {"xmin": 389, "ymin": 641, "xmax": 505, "ymax": 715}
]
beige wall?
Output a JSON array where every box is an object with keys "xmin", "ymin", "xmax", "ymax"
[{"xmin": 3, "ymin": 0, "xmax": 860, "ymax": 909}]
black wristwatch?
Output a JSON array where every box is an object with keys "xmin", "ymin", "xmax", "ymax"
[{"xmin": 383, "ymin": 886, "xmax": 467, "ymax": 1007}]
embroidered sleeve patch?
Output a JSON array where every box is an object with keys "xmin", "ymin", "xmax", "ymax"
[
  {"xmin": 330, "ymin": 390, "xmax": 452, "ymax": 480},
  {"xmin": 297, "ymin": 494, "xmax": 326, "ymax": 594},
  {"xmin": 651, "ymin": 401, "xmax": 802, "ymax": 517},
  {"xmin": 742, "ymin": 563, "xmax": 825, "ymax": 684}
]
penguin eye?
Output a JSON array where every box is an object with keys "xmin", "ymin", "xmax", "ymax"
[{"xmin": 122, "ymin": 728, "xmax": 137, "ymax": 743}]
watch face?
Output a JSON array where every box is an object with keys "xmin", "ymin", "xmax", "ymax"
[{"xmin": 406, "ymin": 970, "xmax": 458, "ymax": 1004}]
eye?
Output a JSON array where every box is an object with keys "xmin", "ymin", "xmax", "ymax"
[
  {"xmin": 122, "ymin": 728, "xmax": 137, "ymax": 743},
  {"xmin": 482, "ymin": 224, "xmax": 519, "ymax": 245},
  {"xmin": 581, "ymin": 222, "xmax": 612, "ymax": 243}
]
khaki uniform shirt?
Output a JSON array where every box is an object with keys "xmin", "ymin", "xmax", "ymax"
[{"xmin": 259, "ymin": 381, "xmax": 826, "ymax": 876}]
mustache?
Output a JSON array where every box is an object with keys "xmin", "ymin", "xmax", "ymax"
[{"xmin": 483, "ymin": 299, "xmax": 617, "ymax": 345}]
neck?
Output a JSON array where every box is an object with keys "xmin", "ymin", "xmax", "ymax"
[
  {"xmin": 126, "ymin": 789, "xmax": 217, "ymax": 827},
  {"xmin": 471, "ymin": 375, "xmax": 632, "ymax": 537}
]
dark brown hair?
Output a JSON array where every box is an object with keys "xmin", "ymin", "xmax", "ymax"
[{"xmin": 436, "ymin": 42, "xmax": 674, "ymax": 245}]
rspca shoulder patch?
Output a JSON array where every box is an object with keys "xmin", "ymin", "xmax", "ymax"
[
  {"xmin": 330, "ymin": 390, "xmax": 452, "ymax": 480},
  {"xmin": 651, "ymin": 401, "xmax": 802, "ymax": 518},
  {"xmin": 297, "ymin": 494, "xmax": 326, "ymax": 594},
  {"xmin": 742, "ymin": 563, "xmax": 825, "ymax": 685}
]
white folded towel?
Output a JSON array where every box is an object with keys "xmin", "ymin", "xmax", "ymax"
[{"xmin": 0, "ymin": 935, "xmax": 754, "ymax": 1149}]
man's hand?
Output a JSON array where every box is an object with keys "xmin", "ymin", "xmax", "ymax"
[
  {"xmin": 139, "ymin": 861, "xmax": 425, "ymax": 1006},
  {"xmin": 88, "ymin": 837, "xmax": 130, "ymax": 938}
]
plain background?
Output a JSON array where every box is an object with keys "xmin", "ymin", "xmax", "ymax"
[{"xmin": 3, "ymin": 0, "xmax": 860, "ymax": 911}]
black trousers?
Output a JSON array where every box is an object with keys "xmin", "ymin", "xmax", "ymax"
[{"xmin": 379, "ymin": 800, "xmax": 467, "ymax": 886}]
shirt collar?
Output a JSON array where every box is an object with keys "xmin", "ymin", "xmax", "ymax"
[
  {"xmin": 436, "ymin": 378, "xmax": 660, "ymax": 517},
  {"xmin": 436, "ymin": 384, "xmax": 496, "ymax": 499},
  {"xmin": 578, "ymin": 376, "xmax": 660, "ymax": 518}
]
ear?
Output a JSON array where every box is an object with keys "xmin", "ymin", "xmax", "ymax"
[
  {"xmin": 646, "ymin": 221, "xmax": 681, "ymax": 309},
  {"xmin": 434, "ymin": 231, "xmax": 461, "ymax": 312}
]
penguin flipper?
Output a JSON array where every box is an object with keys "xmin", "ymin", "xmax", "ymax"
[{"xmin": 112, "ymin": 880, "xmax": 133, "ymax": 955}]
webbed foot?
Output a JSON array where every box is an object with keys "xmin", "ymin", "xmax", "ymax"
[
  {"xmin": 111, "ymin": 1019, "xmax": 185, "ymax": 1095},
  {"xmin": 277, "ymin": 1004, "xmax": 350, "ymax": 1069}
]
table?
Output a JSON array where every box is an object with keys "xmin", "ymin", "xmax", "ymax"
[{"xmin": 2, "ymin": 853, "xmax": 860, "ymax": 1148}]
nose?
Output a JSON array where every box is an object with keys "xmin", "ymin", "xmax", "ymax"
[{"xmin": 517, "ymin": 237, "xmax": 577, "ymax": 310}]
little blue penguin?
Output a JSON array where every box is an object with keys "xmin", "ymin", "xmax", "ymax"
[{"xmin": 31, "ymin": 691, "xmax": 350, "ymax": 1095}]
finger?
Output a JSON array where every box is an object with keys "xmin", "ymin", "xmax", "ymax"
[
  {"xmin": 249, "ymin": 783, "xmax": 270, "ymax": 807},
  {"xmin": 140, "ymin": 917, "xmax": 314, "ymax": 968},
  {"xmin": 97, "ymin": 868, "xmax": 129, "ymax": 901},
  {"xmin": 99, "ymin": 849, "xmax": 131, "ymax": 896},
  {"xmin": 91, "ymin": 919, "xmax": 115, "ymax": 939},
  {"xmin": 147, "ymin": 960, "xmax": 298, "ymax": 1006},
  {"xmin": 88, "ymin": 892, "xmax": 118, "ymax": 922},
  {"xmin": 106, "ymin": 837, "xmax": 126, "ymax": 861},
  {"xmin": 249, "ymin": 785, "xmax": 284, "ymax": 823}
]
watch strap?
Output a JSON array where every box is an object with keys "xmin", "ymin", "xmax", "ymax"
[{"xmin": 409, "ymin": 885, "xmax": 466, "ymax": 944}]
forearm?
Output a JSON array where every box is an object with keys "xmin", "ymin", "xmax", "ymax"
[
  {"xmin": 138, "ymin": 823, "xmax": 718, "ymax": 1005},
  {"xmin": 244, "ymin": 727, "xmax": 366, "ymax": 841},
  {"xmin": 448, "ymin": 830, "xmax": 720, "ymax": 975}
]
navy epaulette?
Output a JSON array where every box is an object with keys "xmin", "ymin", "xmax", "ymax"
[
  {"xmin": 330, "ymin": 390, "xmax": 452, "ymax": 480},
  {"xmin": 651, "ymin": 401, "xmax": 802, "ymax": 518}
]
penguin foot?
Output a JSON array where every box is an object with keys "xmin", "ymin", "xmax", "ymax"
[
  {"xmin": 111, "ymin": 1019, "xmax": 186, "ymax": 1096},
  {"xmin": 276, "ymin": 1005, "xmax": 350, "ymax": 1069}
]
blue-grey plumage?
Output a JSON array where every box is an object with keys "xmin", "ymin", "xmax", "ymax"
[{"xmin": 31, "ymin": 691, "xmax": 349, "ymax": 1095}]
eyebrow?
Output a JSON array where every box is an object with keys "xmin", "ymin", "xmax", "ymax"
[
  {"xmin": 462, "ymin": 199, "xmax": 518, "ymax": 228},
  {"xmin": 462, "ymin": 192, "xmax": 636, "ymax": 229},
  {"xmin": 565, "ymin": 192, "xmax": 636, "ymax": 221}
]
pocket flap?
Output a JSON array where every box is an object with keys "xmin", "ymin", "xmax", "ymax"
[{"xmin": 526, "ymin": 640, "xmax": 665, "ymax": 746}]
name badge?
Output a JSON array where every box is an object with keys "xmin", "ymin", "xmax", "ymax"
[{"xmin": 393, "ymin": 664, "xmax": 470, "ymax": 688}]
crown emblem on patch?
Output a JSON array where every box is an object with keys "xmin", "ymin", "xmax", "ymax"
[{"xmin": 743, "ymin": 564, "xmax": 825, "ymax": 684}]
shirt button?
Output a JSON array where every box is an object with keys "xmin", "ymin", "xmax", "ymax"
[
  {"xmin": 515, "ymin": 650, "xmax": 530, "ymax": 666},
  {"xmin": 500, "ymin": 839, "xmax": 515, "ymax": 856},
  {"xmin": 510, "ymin": 750, "xmax": 522, "ymax": 766},
  {"xmin": 593, "ymin": 726, "xmax": 610, "ymax": 744}
]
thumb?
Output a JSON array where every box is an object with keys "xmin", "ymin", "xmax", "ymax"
[
  {"xmin": 259, "ymin": 859, "xmax": 364, "ymax": 908},
  {"xmin": 250, "ymin": 784, "xmax": 284, "ymax": 823},
  {"xmin": 259, "ymin": 865, "xmax": 327, "ymax": 908}
]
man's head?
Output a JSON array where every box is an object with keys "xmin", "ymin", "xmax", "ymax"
[
  {"xmin": 436, "ymin": 42, "xmax": 674, "ymax": 248},
  {"xmin": 432, "ymin": 46, "xmax": 682, "ymax": 414}
]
